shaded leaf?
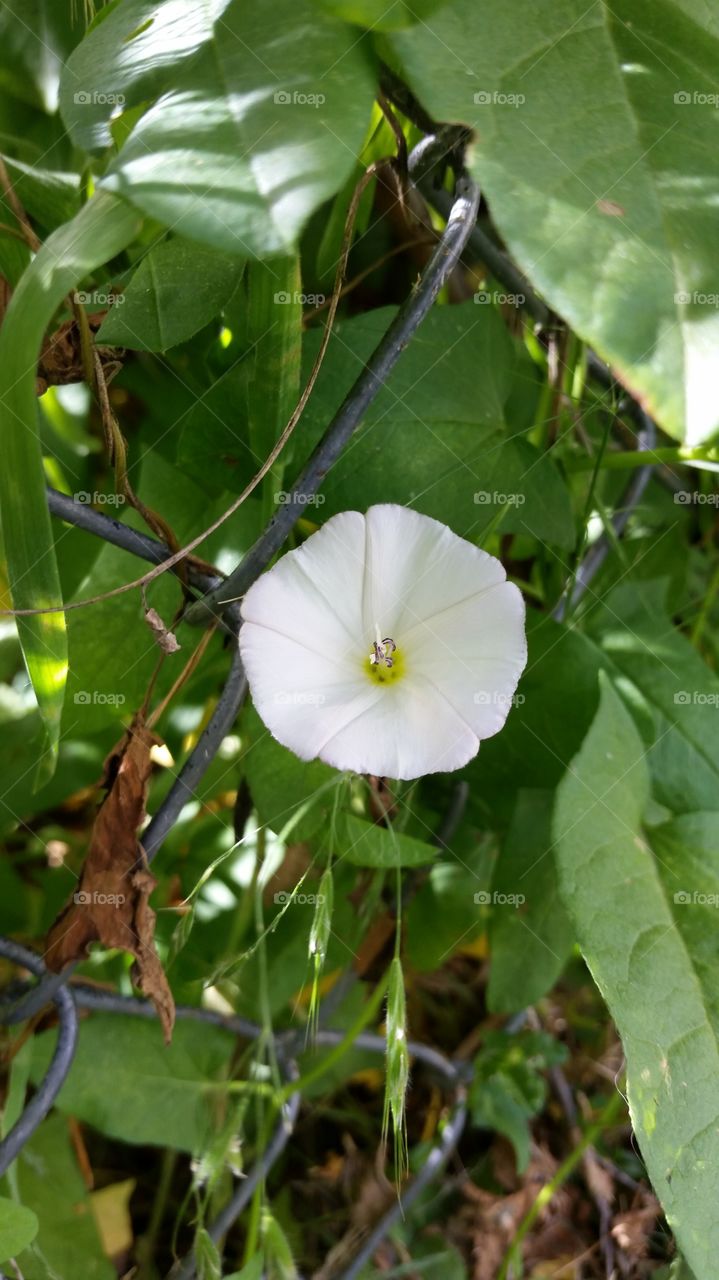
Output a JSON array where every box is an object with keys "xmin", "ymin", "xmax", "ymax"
[
  {"xmin": 29, "ymin": 1017, "xmax": 235, "ymax": 1153},
  {"xmin": 554, "ymin": 675, "xmax": 719, "ymax": 1278},
  {"xmin": 98, "ymin": 237, "xmax": 245, "ymax": 351},
  {"xmin": 388, "ymin": 0, "xmax": 719, "ymax": 444}
]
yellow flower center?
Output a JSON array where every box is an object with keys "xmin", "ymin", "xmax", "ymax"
[{"xmin": 364, "ymin": 633, "xmax": 405, "ymax": 685}]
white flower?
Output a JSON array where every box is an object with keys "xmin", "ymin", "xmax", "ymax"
[{"xmin": 239, "ymin": 504, "xmax": 527, "ymax": 781}]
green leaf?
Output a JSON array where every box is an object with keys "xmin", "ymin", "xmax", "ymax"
[
  {"xmin": 0, "ymin": 0, "xmax": 81, "ymax": 113},
  {"xmin": 0, "ymin": 1197, "xmax": 38, "ymax": 1262},
  {"xmin": 387, "ymin": 0, "xmax": 719, "ymax": 445},
  {"xmin": 225, "ymin": 1259, "xmax": 264, "ymax": 1280},
  {"xmin": 1, "ymin": 155, "xmax": 80, "ymax": 232},
  {"xmin": 3, "ymin": 1113, "xmax": 114, "ymax": 1279},
  {"xmin": 337, "ymin": 812, "xmax": 435, "ymax": 868},
  {"xmin": 242, "ymin": 257, "xmax": 303, "ymax": 506},
  {"xmin": 488, "ymin": 789, "xmax": 574, "ymax": 1013},
  {"xmin": 294, "ymin": 303, "xmax": 575, "ymax": 541},
  {"xmin": 405, "ymin": 839, "xmax": 494, "ymax": 971},
  {"xmin": 0, "ymin": 191, "xmax": 141, "ymax": 781},
  {"xmin": 554, "ymin": 675, "xmax": 719, "ymax": 1278},
  {"xmin": 650, "ymin": 813, "xmax": 719, "ymax": 1027},
  {"xmin": 30, "ymin": 1015, "xmax": 236, "ymax": 1153},
  {"xmin": 313, "ymin": 0, "xmax": 449, "ymax": 31},
  {"xmin": 102, "ymin": 0, "xmax": 376, "ymax": 255},
  {"xmin": 466, "ymin": 614, "xmax": 605, "ymax": 823},
  {"xmin": 63, "ymin": 448, "xmax": 251, "ymax": 733},
  {"xmin": 469, "ymin": 1029, "xmax": 566, "ymax": 1172},
  {"xmin": 241, "ymin": 704, "xmax": 338, "ymax": 842},
  {"xmin": 97, "ymin": 237, "xmax": 245, "ymax": 351},
  {"xmin": 194, "ymin": 1226, "xmax": 222, "ymax": 1280},
  {"xmin": 588, "ymin": 581, "xmax": 719, "ymax": 813},
  {"xmin": 60, "ymin": 0, "xmax": 234, "ymax": 151}
]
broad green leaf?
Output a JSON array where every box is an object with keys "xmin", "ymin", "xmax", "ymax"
[
  {"xmin": 241, "ymin": 705, "xmax": 338, "ymax": 842},
  {"xmin": 554, "ymin": 676, "xmax": 719, "ymax": 1278},
  {"xmin": 98, "ymin": 237, "xmax": 245, "ymax": 351},
  {"xmin": 4, "ymin": 1114, "xmax": 113, "ymax": 1280},
  {"xmin": 60, "ymin": 0, "xmax": 234, "ymax": 151},
  {"xmin": 0, "ymin": 192, "xmax": 141, "ymax": 781},
  {"xmin": 588, "ymin": 581, "xmax": 719, "ymax": 813},
  {"xmin": 337, "ymin": 812, "xmax": 435, "ymax": 867},
  {"xmin": 315, "ymin": 0, "xmax": 449, "ymax": 29},
  {"xmin": 102, "ymin": 0, "xmax": 376, "ymax": 254},
  {"xmin": 650, "ymin": 813, "xmax": 719, "ymax": 1028},
  {"xmin": 0, "ymin": 1197, "xmax": 38, "ymax": 1262},
  {"xmin": 406, "ymin": 839, "xmax": 494, "ymax": 971},
  {"xmin": 387, "ymin": 1, "xmax": 719, "ymax": 445},
  {"xmin": 102, "ymin": 0, "xmax": 376, "ymax": 257},
  {"xmin": 466, "ymin": 614, "xmax": 605, "ymax": 824},
  {"xmin": 179, "ymin": 301, "xmax": 511, "ymax": 499},
  {"xmin": 488, "ymin": 789, "xmax": 574, "ymax": 1013},
  {"xmin": 295, "ymin": 304, "xmax": 575, "ymax": 542},
  {"xmin": 30, "ymin": 1015, "xmax": 236, "ymax": 1152}
]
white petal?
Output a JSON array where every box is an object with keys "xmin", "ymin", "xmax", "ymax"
[
  {"xmin": 241, "ymin": 509, "xmax": 366, "ymax": 655},
  {"xmin": 317, "ymin": 674, "xmax": 478, "ymax": 780},
  {"xmin": 361, "ymin": 504, "xmax": 506, "ymax": 639},
  {"xmin": 405, "ymin": 579, "xmax": 527, "ymax": 738},
  {"xmin": 240, "ymin": 621, "xmax": 379, "ymax": 761}
]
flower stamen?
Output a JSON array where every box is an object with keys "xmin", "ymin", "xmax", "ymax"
[{"xmin": 370, "ymin": 636, "xmax": 396, "ymax": 669}]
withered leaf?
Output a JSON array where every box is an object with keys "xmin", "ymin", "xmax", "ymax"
[
  {"xmin": 36, "ymin": 311, "xmax": 121, "ymax": 396},
  {"xmin": 144, "ymin": 606, "xmax": 181, "ymax": 655},
  {"xmin": 45, "ymin": 713, "xmax": 175, "ymax": 1042}
]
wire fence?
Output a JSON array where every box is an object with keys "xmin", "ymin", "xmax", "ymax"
[{"xmin": 0, "ymin": 137, "xmax": 657, "ymax": 1279}]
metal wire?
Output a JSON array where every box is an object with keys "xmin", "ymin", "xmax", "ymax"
[{"xmin": 0, "ymin": 938, "xmax": 78, "ymax": 1177}]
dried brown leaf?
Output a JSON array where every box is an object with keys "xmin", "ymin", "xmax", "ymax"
[{"xmin": 44, "ymin": 714, "xmax": 175, "ymax": 1041}]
